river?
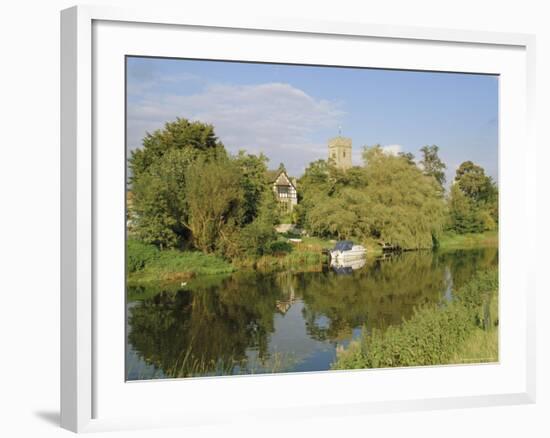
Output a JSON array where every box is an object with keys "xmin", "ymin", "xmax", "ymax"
[{"xmin": 126, "ymin": 247, "xmax": 498, "ymax": 380}]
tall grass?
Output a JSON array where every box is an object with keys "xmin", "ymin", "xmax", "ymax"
[
  {"xmin": 438, "ymin": 231, "xmax": 498, "ymax": 250},
  {"xmin": 127, "ymin": 239, "xmax": 235, "ymax": 284},
  {"xmin": 449, "ymin": 328, "xmax": 498, "ymax": 364},
  {"xmin": 332, "ymin": 268, "xmax": 498, "ymax": 369},
  {"xmin": 233, "ymin": 239, "xmax": 327, "ymax": 272}
]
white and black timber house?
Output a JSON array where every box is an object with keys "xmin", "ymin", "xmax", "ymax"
[{"xmin": 266, "ymin": 168, "xmax": 298, "ymax": 213}]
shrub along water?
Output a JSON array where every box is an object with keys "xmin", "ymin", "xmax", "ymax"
[
  {"xmin": 127, "ymin": 239, "xmax": 236, "ymax": 284},
  {"xmin": 332, "ymin": 268, "xmax": 498, "ymax": 369},
  {"xmin": 127, "ymin": 237, "xmax": 325, "ymax": 284}
]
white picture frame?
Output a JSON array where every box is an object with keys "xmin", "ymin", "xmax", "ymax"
[{"xmin": 60, "ymin": 4, "xmax": 537, "ymax": 433}]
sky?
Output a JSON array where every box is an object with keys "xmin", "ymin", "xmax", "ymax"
[{"xmin": 126, "ymin": 56, "xmax": 498, "ymax": 183}]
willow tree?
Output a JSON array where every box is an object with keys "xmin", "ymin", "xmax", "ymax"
[
  {"xmin": 184, "ymin": 157, "xmax": 244, "ymax": 253},
  {"xmin": 361, "ymin": 146, "xmax": 446, "ymax": 249},
  {"xmin": 299, "ymin": 147, "xmax": 445, "ymax": 249}
]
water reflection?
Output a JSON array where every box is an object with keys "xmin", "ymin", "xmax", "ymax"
[{"xmin": 126, "ymin": 247, "xmax": 498, "ymax": 380}]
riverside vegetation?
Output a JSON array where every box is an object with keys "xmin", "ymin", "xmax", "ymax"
[
  {"xmin": 126, "ymin": 248, "xmax": 498, "ymax": 379},
  {"xmin": 126, "ymin": 117, "xmax": 499, "ymax": 377},
  {"xmin": 332, "ymin": 268, "xmax": 498, "ymax": 369},
  {"xmin": 127, "ymin": 118, "xmax": 498, "ymax": 282}
]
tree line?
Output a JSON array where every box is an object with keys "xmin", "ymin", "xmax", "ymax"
[
  {"xmin": 128, "ymin": 117, "xmax": 498, "ymax": 256},
  {"xmin": 129, "ymin": 118, "xmax": 280, "ymax": 258},
  {"xmin": 296, "ymin": 144, "xmax": 498, "ymax": 249}
]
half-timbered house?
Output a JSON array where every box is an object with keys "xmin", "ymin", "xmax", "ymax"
[{"xmin": 266, "ymin": 169, "xmax": 298, "ymax": 213}]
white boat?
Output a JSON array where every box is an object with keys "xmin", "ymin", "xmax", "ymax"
[
  {"xmin": 329, "ymin": 240, "xmax": 367, "ymax": 263},
  {"xmin": 330, "ymin": 257, "xmax": 366, "ymax": 274}
]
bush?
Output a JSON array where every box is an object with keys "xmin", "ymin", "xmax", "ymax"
[
  {"xmin": 127, "ymin": 247, "xmax": 236, "ymax": 284},
  {"xmin": 223, "ymin": 220, "xmax": 279, "ymax": 258},
  {"xmin": 127, "ymin": 239, "xmax": 159, "ymax": 272},
  {"xmin": 150, "ymin": 250, "xmax": 235, "ymax": 276},
  {"xmin": 267, "ymin": 240, "xmax": 293, "ymax": 255}
]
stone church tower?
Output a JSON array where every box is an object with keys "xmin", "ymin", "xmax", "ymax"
[{"xmin": 328, "ymin": 136, "xmax": 352, "ymax": 170}]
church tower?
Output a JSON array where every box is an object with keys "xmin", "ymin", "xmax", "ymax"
[{"xmin": 328, "ymin": 136, "xmax": 352, "ymax": 170}]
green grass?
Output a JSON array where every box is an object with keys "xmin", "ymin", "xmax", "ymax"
[
  {"xmin": 299, "ymin": 236, "xmax": 334, "ymax": 249},
  {"xmin": 438, "ymin": 231, "xmax": 498, "ymax": 250},
  {"xmin": 127, "ymin": 246, "xmax": 236, "ymax": 285},
  {"xmin": 234, "ymin": 242, "xmax": 326, "ymax": 272},
  {"xmin": 449, "ymin": 327, "xmax": 498, "ymax": 364}
]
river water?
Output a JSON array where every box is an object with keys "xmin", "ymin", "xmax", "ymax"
[{"xmin": 126, "ymin": 247, "xmax": 498, "ymax": 380}]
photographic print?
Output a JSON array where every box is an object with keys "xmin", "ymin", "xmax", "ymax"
[{"xmin": 125, "ymin": 57, "xmax": 499, "ymax": 380}]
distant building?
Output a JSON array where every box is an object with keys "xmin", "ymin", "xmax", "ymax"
[
  {"xmin": 266, "ymin": 168, "xmax": 298, "ymax": 213},
  {"xmin": 328, "ymin": 136, "xmax": 352, "ymax": 170}
]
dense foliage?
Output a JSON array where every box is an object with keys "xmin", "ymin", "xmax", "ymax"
[
  {"xmin": 297, "ymin": 146, "xmax": 446, "ymax": 249},
  {"xmin": 126, "ymin": 238, "xmax": 235, "ymax": 282},
  {"xmin": 128, "ymin": 118, "xmax": 279, "ymax": 256},
  {"xmin": 127, "ymin": 239, "xmax": 159, "ymax": 273},
  {"xmin": 128, "ymin": 116, "xmax": 498, "ymax": 263},
  {"xmin": 447, "ymin": 161, "xmax": 498, "ymax": 233}
]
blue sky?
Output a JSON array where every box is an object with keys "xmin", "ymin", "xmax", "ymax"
[{"xmin": 127, "ymin": 56, "xmax": 498, "ymax": 183}]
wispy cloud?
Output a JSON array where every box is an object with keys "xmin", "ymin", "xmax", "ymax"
[
  {"xmin": 127, "ymin": 72, "xmax": 203, "ymax": 95},
  {"xmin": 127, "ymin": 81, "xmax": 345, "ymax": 175}
]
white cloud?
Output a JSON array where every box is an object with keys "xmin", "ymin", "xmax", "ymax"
[
  {"xmin": 380, "ymin": 144, "xmax": 403, "ymax": 156},
  {"xmin": 127, "ymin": 82, "xmax": 344, "ymax": 176}
]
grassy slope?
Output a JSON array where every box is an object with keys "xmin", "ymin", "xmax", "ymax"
[
  {"xmin": 438, "ymin": 230, "xmax": 498, "ymax": 250},
  {"xmin": 128, "ymin": 250, "xmax": 235, "ymax": 285}
]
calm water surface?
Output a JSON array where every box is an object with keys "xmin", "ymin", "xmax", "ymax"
[{"xmin": 126, "ymin": 247, "xmax": 498, "ymax": 380}]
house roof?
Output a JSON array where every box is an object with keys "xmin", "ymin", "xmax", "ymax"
[
  {"xmin": 267, "ymin": 169, "xmax": 297, "ymax": 190},
  {"xmin": 265, "ymin": 169, "xmax": 280, "ymax": 183}
]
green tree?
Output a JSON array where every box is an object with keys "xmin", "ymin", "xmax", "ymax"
[
  {"xmin": 129, "ymin": 118, "xmax": 281, "ymax": 256},
  {"xmin": 129, "ymin": 117, "xmax": 224, "ymax": 181},
  {"xmin": 448, "ymin": 161, "xmax": 498, "ymax": 234},
  {"xmin": 233, "ymin": 151, "xmax": 274, "ymax": 225},
  {"xmin": 398, "ymin": 151, "xmax": 416, "ymax": 166},
  {"xmin": 131, "ymin": 148, "xmax": 197, "ymax": 249},
  {"xmin": 306, "ymin": 188, "xmax": 371, "ymax": 239},
  {"xmin": 447, "ymin": 183, "xmax": 483, "ymax": 233},
  {"xmin": 419, "ymin": 145, "xmax": 447, "ymax": 189},
  {"xmin": 298, "ymin": 146, "xmax": 445, "ymax": 249},
  {"xmin": 455, "ymin": 161, "xmax": 497, "ymax": 203},
  {"xmin": 184, "ymin": 157, "xmax": 244, "ymax": 253},
  {"xmin": 362, "ymin": 146, "xmax": 446, "ymax": 249}
]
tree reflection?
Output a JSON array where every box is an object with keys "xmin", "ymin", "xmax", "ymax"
[
  {"xmin": 127, "ymin": 248, "xmax": 498, "ymax": 379},
  {"xmin": 128, "ymin": 273, "xmax": 282, "ymax": 378}
]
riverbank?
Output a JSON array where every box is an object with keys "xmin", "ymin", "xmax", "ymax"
[
  {"xmin": 438, "ymin": 231, "xmax": 498, "ymax": 250},
  {"xmin": 127, "ymin": 239, "xmax": 235, "ymax": 285},
  {"xmin": 332, "ymin": 268, "xmax": 498, "ymax": 369},
  {"xmin": 127, "ymin": 231, "xmax": 497, "ymax": 286},
  {"xmin": 126, "ymin": 237, "xmax": 329, "ymax": 285}
]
